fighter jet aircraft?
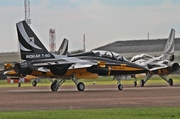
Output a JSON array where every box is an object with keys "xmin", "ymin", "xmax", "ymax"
[
  {"xmin": 130, "ymin": 29, "xmax": 179, "ymax": 87},
  {"xmin": 5, "ymin": 20, "xmax": 148, "ymax": 92}
]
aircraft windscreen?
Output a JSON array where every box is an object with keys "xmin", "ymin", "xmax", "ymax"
[{"xmin": 92, "ymin": 50, "xmax": 128, "ymax": 61}]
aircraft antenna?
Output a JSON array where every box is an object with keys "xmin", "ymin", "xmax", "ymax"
[
  {"xmin": 83, "ymin": 34, "xmax": 86, "ymax": 52},
  {"xmin": 24, "ymin": 0, "xmax": 31, "ymax": 25},
  {"xmin": 49, "ymin": 29, "xmax": 56, "ymax": 52}
]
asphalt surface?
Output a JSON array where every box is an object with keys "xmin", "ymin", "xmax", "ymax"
[{"xmin": 0, "ymin": 84, "xmax": 180, "ymax": 111}]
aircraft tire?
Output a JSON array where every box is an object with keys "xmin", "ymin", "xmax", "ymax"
[
  {"xmin": 18, "ymin": 83, "xmax": 21, "ymax": 87},
  {"xmin": 51, "ymin": 82, "xmax": 58, "ymax": 92},
  {"xmin": 118, "ymin": 84, "xmax": 123, "ymax": 90},
  {"xmin": 133, "ymin": 81, "xmax": 137, "ymax": 87},
  {"xmin": 32, "ymin": 80, "xmax": 37, "ymax": 87},
  {"xmin": 168, "ymin": 78, "xmax": 173, "ymax": 86},
  {"xmin": 77, "ymin": 82, "xmax": 85, "ymax": 91},
  {"xmin": 140, "ymin": 79, "xmax": 145, "ymax": 87}
]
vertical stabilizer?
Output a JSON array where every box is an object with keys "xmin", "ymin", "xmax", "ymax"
[
  {"xmin": 16, "ymin": 20, "xmax": 55, "ymax": 60},
  {"xmin": 163, "ymin": 29, "xmax": 175, "ymax": 55},
  {"xmin": 57, "ymin": 38, "xmax": 68, "ymax": 55},
  {"xmin": 161, "ymin": 29, "xmax": 175, "ymax": 61}
]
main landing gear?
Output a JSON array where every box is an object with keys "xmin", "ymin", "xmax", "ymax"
[
  {"xmin": 132, "ymin": 75, "xmax": 137, "ymax": 87},
  {"xmin": 138, "ymin": 74, "xmax": 173, "ymax": 87},
  {"xmin": 140, "ymin": 79, "xmax": 145, "ymax": 87},
  {"xmin": 17, "ymin": 77, "xmax": 40, "ymax": 87},
  {"xmin": 50, "ymin": 74, "xmax": 85, "ymax": 92},
  {"xmin": 168, "ymin": 78, "xmax": 173, "ymax": 86},
  {"xmin": 160, "ymin": 76, "xmax": 173, "ymax": 86},
  {"xmin": 139, "ymin": 73, "xmax": 152, "ymax": 87},
  {"xmin": 17, "ymin": 77, "xmax": 24, "ymax": 87}
]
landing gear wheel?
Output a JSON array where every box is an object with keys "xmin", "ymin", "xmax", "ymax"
[
  {"xmin": 140, "ymin": 79, "xmax": 145, "ymax": 87},
  {"xmin": 18, "ymin": 83, "xmax": 21, "ymax": 87},
  {"xmin": 118, "ymin": 84, "xmax": 123, "ymax": 90},
  {"xmin": 133, "ymin": 81, "xmax": 137, "ymax": 87},
  {"xmin": 77, "ymin": 82, "xmax": 85, "ymax": 91},
  {"xmin": 168, "ymin": 78, "xmax": 173, "ymax": 86},
  {"xmin": 32, "ymin": 81, "xmax": 37, "ymax": 87},
  {"xmin": 51, "ymin": 81, "xmax": 58, "ymax": 92}
]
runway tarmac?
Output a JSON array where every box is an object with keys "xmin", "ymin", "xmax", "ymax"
[{"xmin": 0, "ymin": 84, "xmax": 180, "ymax": 111}]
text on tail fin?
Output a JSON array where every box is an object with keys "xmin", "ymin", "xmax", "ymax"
[{"xmin": 16, "ymin": 20, "xmax": 54, "ymax": 60}]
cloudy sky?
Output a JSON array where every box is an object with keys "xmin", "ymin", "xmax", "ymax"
[{"xmin": 1, "ymin": 0, "xmax": 180, "ymax": 52}]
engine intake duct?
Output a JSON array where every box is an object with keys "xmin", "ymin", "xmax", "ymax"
[{"xmin": 49, "ymin": 64, "xmax": 71, "ymax": 75}]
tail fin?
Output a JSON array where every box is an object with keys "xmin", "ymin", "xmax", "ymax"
[
  {"xmin": 57, "ymin": 38, "xmax": 68, "ymax": 55},
  {"xmin": 16, "ymin": 20, "xmax": 55, "ymax": 60},
  {"xmin": 163, "ymin": 28, "xmax": 175, "ymax": 55},
  {"xmin": 161, "ymin": 29, "xmax": 175, "ymax": 61}
]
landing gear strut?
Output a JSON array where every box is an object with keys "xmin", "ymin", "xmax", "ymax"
[
  {"xmin": 18, "ymin": 77, "xmax": 24, "ymax": 87},
  {"xmin": 140, "ymin": 73, "xmax": 152, "ymax": 87},
  {"xmin": 114, "ymin": 76, "xmax": 123, "ymax": 90},
  {"xmin": 160, "ymin": 75, "xmax": 173, "ymax": 86},
  {"xmin": 50, "ymin": 74, "xmax": 86, "ymax": 92},
  {"xmin": 72, "ymin": 75, "xmax": 85, "ymax": 91}
]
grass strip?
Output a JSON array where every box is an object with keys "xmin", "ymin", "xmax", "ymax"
[{"xmin": 0, "ymin": 107, "xmax": 180, "ymax": 119}]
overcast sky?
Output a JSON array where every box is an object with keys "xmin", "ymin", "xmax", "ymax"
[{"xmin": 1, "ymin": 0, "xmax": 180, "ymax": 52}]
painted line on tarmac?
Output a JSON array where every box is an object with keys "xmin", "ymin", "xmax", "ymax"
[
  {"xmin": 8, "ymin": 89, "xmax": 50, "ymax": 92},
  {"xmin": 124, "ymin": 86, "xmax": 180, "ymax": 90},
  {"xmin": 8, "ymin": 86, "xmax": 180, "ymax": 92}
]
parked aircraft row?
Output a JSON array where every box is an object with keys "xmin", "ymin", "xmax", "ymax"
[{"xmin": 2, "ymin": 20, "xmax": 179, "ymax": 92}]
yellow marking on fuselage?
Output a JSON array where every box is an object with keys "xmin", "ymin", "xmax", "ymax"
[
  {"xmin": 31, "ymin": 68, "xmax": 98, "ymax": 79},
  {"xmin": 110, "ymin": 66, "xmax": 143, "ymax": 71},
  {"xmin": 98, "ymin": 62, "xmax": 106, "ymax": 67},
  {"xmin": 120, "ymin": 64, "xmax": 127, "ymax": 67}
]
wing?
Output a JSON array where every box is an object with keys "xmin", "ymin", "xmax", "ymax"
[
  {"xmin": 32, "ymin": 57, "xmax": 97, "ymax": 69},
  {"xmin": 0, "ymin": 63, "xmax": 14, "ymax": 73},
  {"xmin": 0, "ymin": 68, "xmax": 14, "ymax": 73},
  {"xmin": 15, "ymin": 57, "xmax": 98, "ymax": 76}
]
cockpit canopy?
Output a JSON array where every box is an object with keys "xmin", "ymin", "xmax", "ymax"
[
  {"xmin": 92, "ymin": 50, "xmax": 128, "ymax": 62},
  {"xmin": 130, "ymin": 54, "xmax": 154, "ymax": 62}
]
